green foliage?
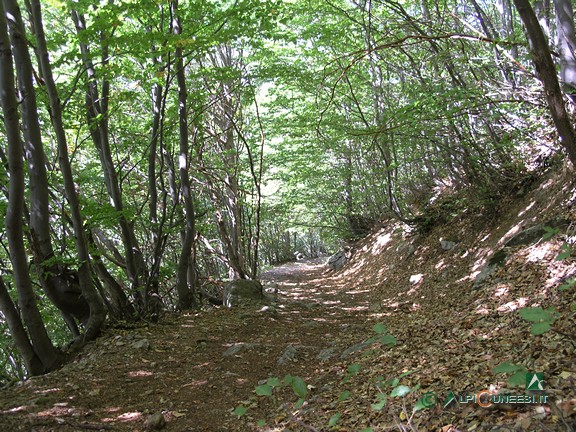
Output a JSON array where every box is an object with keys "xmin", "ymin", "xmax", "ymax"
[
  {"xmin": 327, "ymin": 413, "xmax": 341, "ymax": 427},
  {"xmin": 232, "ymin": 405, "xmax": 248, "ymax": 417},
  {"xmin": 519, "ymin": 307, "xmax": 559, "ymax": 335},
  {"xmin": 542, "ymin": 226, "xmax": 560, "ymax": 241},
  {"xmin": 556, "ymin": 243, "xmax": 572, "ymax": 261},
  {"xmin": 284, "ymin": 374, "xmax": 308, "ymax": 399},
  {"xmin": 365, "ymin": 324, "xmax": 397, "ymax": 347},
  {"xmin": 493, "ymin": 362, "xmax": 528, "ymax": 388},
  {"xmin": 0, "ymin": 0, "xmax": 564, "ymax": 389},
  {"xmin": 559, "ymin": 278, "xmax": 576, "ymax": 291}
]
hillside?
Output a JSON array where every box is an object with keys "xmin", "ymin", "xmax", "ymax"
[{"xmin": 0, "ymin": 166, "xmax": 575, "ymax": 431}]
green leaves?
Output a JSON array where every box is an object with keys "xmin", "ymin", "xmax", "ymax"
[
  {"xmin": 556, "ymin": 243, "xmax": 572, "ymax": 261},
  {"xmin": 493, "ymin": 362, "xmax": 528, "ymax": 387},
  {"xmin": 232, "ymin": 405, "xmax": 248, "ymax": 417},
  {"xmin": 285, "ymin": 375, "xmax": 308, "ymax": 398},
  {"xmin": 519, "ymin": 307, "xmax": 558, "ymax": 335},
  {"xmin": 255, "ymin": 384, "xmax": 273, "ymax": 396},
  {"xmin": 372, "ymin": 322, "xmax": 386, "ymax": 334}
]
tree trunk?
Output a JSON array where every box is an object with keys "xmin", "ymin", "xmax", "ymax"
[
  {"xmin": 553, "ymin": 0, "xmax": 576, "ymax": 95},
  {"xmin": 0, "ymin": 0, "xmax": 61, "ymax": 373},
  {"xmin": 513, "ymin": 0, "xmax": 576, "ymax": 166},
  {"xmin": 172, "ymin": 0, "xmax": 197, "ymax": 309},
  {"xmin": 70, "ymin": 8, "xmax": 149, "ymax": 311},
  {"xmin": 28, "ymin": 0, "xmax": 105, "ymax": 343},
  {"xmin": 4, "ymin": 0, "xmax": 92, "ymax": 337},
  {"xmin": 0, "ymin": 276, "xmax": 45, "ymax": 375}
]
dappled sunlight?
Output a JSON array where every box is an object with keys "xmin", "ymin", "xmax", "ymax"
[
  {"xmin": 496, "ymin": 298, "xmax": 528, "ymax": 312},
  {"xmin": 472, "ymin": 247, "xmax": 493, "ymax": 271},
  {"xmin": 409, "ymin": 273, "xmax": 424, "ymax": 285},
  {"xmin": 127, "ymin": 370, "xmax": 153, "ymax": 378},
  {"xmin": 114, "ymin": 411, "xmax": 142, "ymax": 422},
  {"xmin": 341, "ymin": 305, "xmax": 369, "ymax": 312},
  {"xmin": 377, "ymin": 266, "xmax": 388, "ymax": 277},
  {"xmin": 494, "ymin": 285, "xmax": 509, "ymax": 297},
  {"xmin": 518, "ymin": 200, "xmax": 535, "ymax": 217},
  {"xmin": 321, "ymin": 300, "xmax": 342, "ymax": 306},
  {"xmin": 37, "ymin": 403, "xmax": 76, "ymax": 418},
  {"xmin": 368, "ymin": 232, "xmax": 392, "ymax": 255},
  {"xmin": 497, "ymin": 221, "xmax": 526, "ymax": 247},
  {"xmin": 475, "ymin": 304, "xmax": 490, "ymax": 315},
  {"xmin": 435, "ymin": 259, "xmax": 446, "ymax": 270},
  {"xmin": 182, "ymin": 379, "xmax": 209, "ymax": 388},
  {"xmin": 526, "ymin": 242, "xmax": 554, "ymax": 262},
  {"xmin": 345, "ymin": 289, "xmax": 371, "ymax": 294}
]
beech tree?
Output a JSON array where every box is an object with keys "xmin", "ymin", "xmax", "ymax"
[
  {"xmin": 513, "ymin": 0, "xmax": 576, "ymax": 166},
  {"xmin": 0, "ymin": 0, "xmax": 61, "ymax": 374}
]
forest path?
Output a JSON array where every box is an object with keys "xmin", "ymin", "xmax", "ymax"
[{"xmin": 0, "ymin": 258, "xmax": 376, "ymax": 431}]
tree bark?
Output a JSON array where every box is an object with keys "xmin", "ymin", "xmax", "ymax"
[
  {"xmin": 70, "ymin": 7, "xmax": 149, "ymax": 311},
  {"xmin": 0, "ymin": 276, "xmax": 45, "ymax": 375},
  {"xmin": 553, "ymin": 0, "xmax": 576, "ymax": 95},
  {"xmin": 4, "ymin": 0, "xmax": 92, "ymax": 337},
  {"xmin": 28, "ymin": 0, "xmax": 105, "ymax": 343},
  {"xmin": 513, "ymin": 0, "xmax": 576, "ymax": 166},
  {"xmin": 172, "ymin": 0, "xmax": 197, "ymax": 309},
  {"xmin": 0, "ymin": 0, "xmax": 61, "ymax": 373}
]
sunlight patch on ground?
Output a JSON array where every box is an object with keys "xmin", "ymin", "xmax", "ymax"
[
  {"xmin": 457, "ymin": 274, "xmax": 474, "ymax": 283},
  {"xmin": 341, "ymin": 306, "xmax": 369, "ymax": 311},
  {"xmin": 497, "ymin": 298, "xmax": 528, "ymax": 312},
  {"xmin": 34, "ymin": 387, "xmax": 61, "ymax": 395},
  {"xmin": 3, "ymin": 405, "xmax": 27, "ymax": 413},
  {"xmin": 518, "ymin": 200, "xmax": 535, "ymax": 217},
  {"xmin": 182, "ymin": 379, "xmax": 209, "ymax": 388},
  {"xmin": 127, "ymin": 370, "xmax": 153, "ymax": 377},
  {"xmin": 37, "ymin": 403, "xmax": 73, "ymax": 418},
  {"xmin": 369, "ymin": 232, "xmax": 392, "ymax": 255},
  {"xmin": 322, "ymin": 300, "xmax": 341, "ymax": 305},
  {"xmin": 494, "ymin": 285, "xmax": 509, "ymax": 297},
  {"xmin": 409, "ymin": 274, "xmax": 424, "ymax": 285},
  {"xmin": 498, "ymin": 221, "xmax": 526, "ymax": 247},
  {"xmin": 526, "ymin": 242, "xmax": 554, "ymax": 262},
  {"xmin": 345, "ymin": 289, "xmax": 371, "ymax": 294},
  {"xmin": 114, "ymin": 411, "xmax": 142, "ymax": 422},
  {"xmin": 406, "ymin": 286, "xmax": 419, "ymax": 295},
  {"xmin": 475, "ymin": 304, "xmax": 490, "ymax": 314}
]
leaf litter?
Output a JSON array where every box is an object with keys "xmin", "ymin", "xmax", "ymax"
[{"xmin": 0, "ymin": 170, "xmax": 575, "ymax": 431}]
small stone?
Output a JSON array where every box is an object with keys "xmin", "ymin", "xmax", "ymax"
[
  {"xmin": 143, "ymin": 412, "xmax": 166, "ymax": 430},
  {"xmin": 440, "ymin": 239, "xmax": 457, "ymax": 250},
  {"xmin": 132, "ymin": 339, "xmax": 150, "ymax": 350},
  {"xmin": 277, "ymin": 345, "xmax": 298, "ymax": 365}
]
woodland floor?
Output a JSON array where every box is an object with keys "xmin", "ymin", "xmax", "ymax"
[{"xmin": 1, "ymin": 168, "xmax": 576, "ymax": 432}]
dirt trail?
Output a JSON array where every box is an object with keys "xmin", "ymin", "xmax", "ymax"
[{"xmin": 0, "ymin": 258, "xmax": 376, "ymax": 432}]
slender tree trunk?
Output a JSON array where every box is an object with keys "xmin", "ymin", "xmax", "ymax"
[
  {"xmin": 4, "ymin": 0, "xmax": 91, "ymax": 337},
  {"xmin": 0, "ymin": 1, "xmax": 60, "ymax": 373},
  {"xmin": 172, "ymin": 0, "xmax": 197, "ymax": 309},
  {"xmin": 513, "ymin": 0, "xmax": 576, "ymax": 166},
  {"xmin": 0, "ymin": 276, "xmax": 45, "ymax": 375},
  {"xmin": 28, "ymin": 0, "xmax": 105, "ymax": 343},
  {"xmin": 553, "ymin": 0, "xmax": 576, "ymax": 95},
  {"xmin": 70, "ymin": 8, "xmax": 149, "ymax": 310}
]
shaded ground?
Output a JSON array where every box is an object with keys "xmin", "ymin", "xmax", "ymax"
[
  {"xmin": 1, "ymin": 168, "xmax": 576, "ymax": 431},
  {"xmin": 0, "ymin": 259, "xmax": 379, "ymax": 432}
]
